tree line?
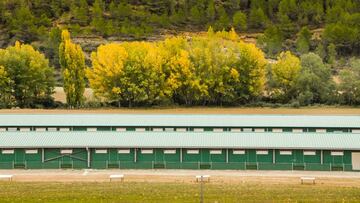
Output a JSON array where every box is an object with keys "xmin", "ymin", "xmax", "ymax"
[
  {"xmin": 0, "ymin": 0, "xmax": 359, "ymax": 71},
  {"xmin": 0, "ymin": 29, "xmax": 359, "ymax": 108}
]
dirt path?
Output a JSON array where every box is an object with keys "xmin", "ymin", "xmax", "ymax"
[{"xmin": 1, "ymin": 170, "xmax": 360, "ymax": 187}]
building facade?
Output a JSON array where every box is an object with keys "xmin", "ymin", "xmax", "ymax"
[{"xmin": 0, "ymin": 114, "xmax": 359, "ymax": 171}]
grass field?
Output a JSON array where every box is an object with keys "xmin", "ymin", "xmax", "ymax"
[{"xmin": 1, "ymin": 181, "xmax": 360, "ymax": 202}]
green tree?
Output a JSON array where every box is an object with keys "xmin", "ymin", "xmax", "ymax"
[
  {"xmin": 59, "ymin": 30, "xmax": 86, "ymax": 108},
  {"xmin": 249, "ymin": 7, "xmax": 268, "ymax": 29},
  {"xmin": 206, "ymin": 0, "xmax": 215, "ymax": 22},
  {"xmin": 296, "ymin": 53, "xmax": 335, "ymax": 105},
  {"xmin": 277, "ymin": 14, "xmax": 296, "ymax": 38},
  {"xmin": 0, "ymin": 42, "xmax": 54, "ymax": 107},
  {"xmin": 258, "ymin": 26, "xmax": 283, "ymax": 57},
  {"xmin": 315, "ymin": 43, "xmax": 326, "ymax": 61},
  {"xmin": 296, "ymin": 26, "xmax": 312, "ymax": 54},
  {"xmin": 327, "ymin": 43, "xmax": 337, "ymax": 64},
  {"xmin": 278, "ymin": 0, "xmax": 298, "ymax": 21},
  {"xmin": 190, "ymin": 6, "xmax": 202, "ymax": 24},
  {"xmin": 0, "ymin": 66, "xmax": 14, "ymax": 108},
  {"xmin": 232, "ymin": 11, "xmax": 247, "ymax": 31},
  {"xmin": 91, "ymin": 0, "xmax": 106, "ymax": 35},
  {"xmin": 9, "ymin": 5, "xmax": 38, "ymax": 43},
  {"xmin": 47, "ymin": 27, "xmax": 62, "ymax": 70},
  {"xmin": 214, "ymin": 6, "xmax": 230, "ymax": 30},
  {"xmin": 338, "ymin": 59, "xmax": 360, "ymax": 105},
  {"xmin": 71, "ymin": 0, "xmax": 89, "ymax": 25},
  {"xmin": 298, "ymin": 0, "xmax": 323, "ymax": 26}
]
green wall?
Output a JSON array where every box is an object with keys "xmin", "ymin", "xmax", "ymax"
[{"xmin": 0, "ymin": 148, "xmax": 356, "ymax": 171}]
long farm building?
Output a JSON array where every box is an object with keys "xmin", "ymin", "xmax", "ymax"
[{"xmin": 0, "ymin": 114, "xmax": 360, "ymax": 171}]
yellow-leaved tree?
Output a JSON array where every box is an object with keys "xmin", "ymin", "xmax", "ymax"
[
  {"xmin": 0, "ymin": 41, "xmax": 54, "ymax": 107},
  {"xmin": 270, "ymin": 51, "xmax": 301, "ymax": 102},
  {"xmin": 184, "ymin": 29, "xmax": 267, "ymax": 105},
  {"xmin": 87, "ymin": 29, "xmax": 267, "ymax": 106},
  {"xmin": 87, "ymin": 43, "xmax": 128, "ymax": 106},
  {"xmin": 0, "ymin": 66, "xmax": 14, "ymax": 107},
  {"xmin": 59, "ymin": 30, "xmax": 86, "ymax": 108},
  {"xmin": 87, "ymin": 42, "xmax": 168, "ymax": 107}
]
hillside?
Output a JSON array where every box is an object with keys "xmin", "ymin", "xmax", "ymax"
[
  {"xmin": 0, "ymin": 0, "xmax": 359, "ymax": 69},
  {"xmin": 0, "ymin": 0, "xmax": 359, "ymax": 109}
]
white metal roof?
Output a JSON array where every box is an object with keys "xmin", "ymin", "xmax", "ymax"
[
  {"xmin": 0, "ymin": 131, "xmax": 359, "ymax": 150},
  {"xmin": 0, "ymin": 114, "xmax": 359, "ymax": 128}
]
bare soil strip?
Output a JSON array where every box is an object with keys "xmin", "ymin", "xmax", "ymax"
[
  {"xmin": 1, "ymin": 107, "xmax": 360, "ymax": 115},
  {"xmin": 1, "ymin": 170, "xmax": 360, "ymax": 187}
]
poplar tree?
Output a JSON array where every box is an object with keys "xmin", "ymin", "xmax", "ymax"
[{"xmin": 59, "ymin": 30, "xmax": 86, "ymax": 108}]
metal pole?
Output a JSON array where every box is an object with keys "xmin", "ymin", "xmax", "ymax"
[
  {"xmin": 180, "ymin": 148, "xmax": 183, "ymax": 163},
  {"xmin": 321, "ymin": 150, "xmax": 323, "ymax": 164},
  {"xmin": 42, "ymin": 148, "xmax": 44, "ymax": 163},
  {"xmin": 273, "ymin": 149, "xmax": 275, "ymax": 164},
  {"xmin": 200, "ymin": 175, "xmax": 204, "ymax": 203},
  {"xmin": 226, "ymin": 149, "xmax": 229, "ymax": 163},
  {"xmin": 87, "ymin": 147, "xmax": 90, "ymax": 168}
]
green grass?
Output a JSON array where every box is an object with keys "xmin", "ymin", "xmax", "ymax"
[{"xmin": 1, "ymin": 182, "xmax": 360, "ymax": 202}]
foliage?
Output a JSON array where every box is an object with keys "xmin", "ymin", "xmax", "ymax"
[
  {"xmin": 258, "ymin": 26, "xmax": 283, "ymax": 57},
  {"xmin": 87, "ymin": 42, "xmax": 168, "ymax": 107},
  {"xmin": 87, "ymin": 30, "xmax": 267, "ymax": 106},
  {"xmin": 296, "ymin": 53, "xmax": 335, "ymax": 105},
  {"xmin": 249, "ymin": 7, "xmax": 268, "ymax": 29},
  {"xmin": 327, "ymin": 43, "xmax": 337, "ymax": 64},
  {"xmin": 59, "ymin": 30, "xmax": 86, "ymax": 108},
  {"xmin": 232, "ymin": 11, "xmax": 247, "ymax": 31},
  {"xmin": 0, "ymin": 66, "xmax": 14, "ymax": 108},
  {"xmin": 296, "ymin": 27, "xmax": 312, "ymax": 54},
  {"xmin": 0, "ymin": 0, "xmax": 359, "ymax": 69},
  {"xmin": 269, "ymin": 51, "xmax": 301, "ymax": 102},
  {"xmin": 0, "ymin": 42, "xmax": 54, "ymax": 108},
  {"xmin": 338, "ymin": 58, "xmax": 360, "ymax": 105}
]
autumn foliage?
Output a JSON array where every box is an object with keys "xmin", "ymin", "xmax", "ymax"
[{"xmin": 87, "ymin": 29, "xmax": 267, "ymax": 106}]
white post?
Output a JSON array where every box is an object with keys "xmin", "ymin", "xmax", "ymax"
[
  {"xmin": 134, "ymin": 148, "xmax": 137, "ymax": 163},
  {"xmin": 87, "ymin": 147, "xmax": 90, "ymax": 168},
  {"xmin": 321, "ymin": 150, "xmax": 323, "ymax": 164},
  {"xmin": 273, "ymin": 149, "xmax": 275, "ymax": 164},
  {"xmin": 42, "ymin": 148, "xmax": 44, "ymax": 163},
  {"xmin": 180, "ymin": 148, "xmax": 183, "ymax": 163},
  {"xmin": 226, "ymin": 149, "xmax": 229, "ymax": 163}
]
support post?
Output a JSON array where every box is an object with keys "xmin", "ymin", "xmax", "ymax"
[
  {"xmin": 273, "ymin": 149, "xmax": 275, "ymax": 164},
  {"xmin": 42, "ymin": 148, "xmax": 44, "ymax": 163},
  {"xmin": 180, "ymin": 148, "xmax": 183, "ymax": 163},
  {"xmin": 87, "ymin": 147, "xmax": 90, "ymax": 168},
  {"xmin": 226, "ymin": 149, "xmax": 229, "ymax": 163},
  {"xmin": 134, "ymin": 148, "xmax": 137, "ymax": 163},
  {"xmin": 321, "ymin": 150, "xmax": 323, "ymax": 164}
]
